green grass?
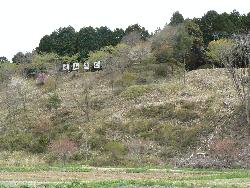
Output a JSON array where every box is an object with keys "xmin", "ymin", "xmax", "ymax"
[
  {"xmin": 125, "ymin": 167, "xmax": 149, "ymax": 173},
  {"xmin": 0, "ymin": 180, "xmax": 190, "ymax": 188},
  {"xmin": 0, "ymin": 165, "xmax": 92, "ymax": 172},
  {"xmin": 0, "ymin": 179, "xmax": 248, "ymax": 188},
  {"xmin": 0, "ymin": 166, "xmax": 249, "ymax": 187},
  {"xmin": 120, "ymin": 84, "xmax": 154, "ymax": 100}
]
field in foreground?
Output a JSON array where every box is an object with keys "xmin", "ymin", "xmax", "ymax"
[{"xmin": 0, "ymin": 166, "xmax": 249, "ymax": 187}]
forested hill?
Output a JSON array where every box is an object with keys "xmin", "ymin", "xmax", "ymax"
[{"xmin": 0, "ymin": 10, "xmax": 249, "ymax": 168}]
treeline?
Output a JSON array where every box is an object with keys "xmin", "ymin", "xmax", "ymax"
[
  {"xmin": 194, "ymin": 10, "xmax": 250, "ymax": 45},
  {"xmin": 34, "ymin": 10, "xmax": 250, "ymax": 61},
  {"xmin": 36, "ymin": 24, "xmax": 150, "ymax": 59}
]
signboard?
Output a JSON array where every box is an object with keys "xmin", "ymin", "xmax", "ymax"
[
  {"xmin": 62, "ymin": 64, "xmax": 70, "ymax": 71},
  {"xmin": 83, "ymin": 62, "xmax": 89, "ymax": 70},
  {"xmin": 72, "ymin": 62, "xmax": 80, "ymax": 71},
  {"xmin": 94, "ymin": 61, "xmax": 101, "ymax": 69}
]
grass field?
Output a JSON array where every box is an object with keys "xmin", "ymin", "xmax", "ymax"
[{"xmin": 0, "ymin": 166, "xmax": 249, "ymax": 187}]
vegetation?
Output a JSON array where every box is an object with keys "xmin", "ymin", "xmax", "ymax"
[
  {"xmin": 0, "ymin": 9, "xmax": 250, "ymax": 187},
  {"xmin": 0, "ymin": 167, "xmax": 249, "ymax": 187}
]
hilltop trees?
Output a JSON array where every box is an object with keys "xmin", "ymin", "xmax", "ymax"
[
  {"xmin": 37, "ymin": 24, "xmax": 149, "ymax": 59},
  {"xmin": 76, "ymin": 26, "xmax": 99, "ymax": 59},
  {"xmin": 152, "ymin": 20, "xmax": 203, "ymax": 69},
  {"xmin": 125, "ymin": 24, "xmax": 150, "ymax": 40},
  {"xmin": 38, "ymin": 26, "xmax": 77, "ymax": 57},
  {"xmin": 169, "ymin": 11, "xmax": 184, "ymax": 26},
  {"xmin": 196, "ymin": 10, "xmax": 250, "ymax": 45}
]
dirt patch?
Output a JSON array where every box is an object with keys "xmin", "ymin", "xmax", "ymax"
[{"xmin": 0, "ymin": 171, "xmax": 206, "ymax": 182}]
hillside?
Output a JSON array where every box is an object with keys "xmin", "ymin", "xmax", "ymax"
[{"xmin": 0, "ymin": 65, "xmax": 249, "ymax": 168}]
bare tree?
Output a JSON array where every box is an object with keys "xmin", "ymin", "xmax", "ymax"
[
  {"xmin": 49, "ymin": 137, "xmax": 77, "ymax": 163},
  {"xmin": 121, "ymin": 31, "xmax": 142, "ymax": 46},
  {"xmin": 73, "ymin": 74, "xmax": 96, "ymax": 122},
  {"xmin": 223, "ymin": 34, "xmax": 250, "ymax": 125}
]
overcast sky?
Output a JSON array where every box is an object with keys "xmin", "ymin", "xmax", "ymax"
[{"xmin": 1, "ymin": 0, "xmax": 249, "ymax": 60}]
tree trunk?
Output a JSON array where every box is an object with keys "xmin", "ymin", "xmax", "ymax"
[
  {"xmin": 246, "ymin": 77, "xmax": 250, "ymax": 125},
  {"xmin": 183, "ymin": 56, "xmax": 186, "ymax": 84},
  {"xmin": 85, "ymin": 89, "xmax": 90, "ymax": 122}
]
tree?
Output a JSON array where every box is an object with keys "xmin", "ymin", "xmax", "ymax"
[
  {"xmin": 125, "ymin": 24, "xmax": 150, "ymax": 40},
  {"xmin": 208, "ymin": 34, "xmax": 250, "ymax": 125},
  {"xmin": 169, "ymin": 11, "xmax": 184, "ymax": 26},
  {"xmin": 199, "ymin": 10, "xmax": 219, "ymax": 45},
  {"xmin": 96, "ymin": 26, "xmax": 114, "ymax": 47},
  {"xmin": 76, "ymin": 26, "xmax": 98, "ymax": 59},
  {"xmin": 174, "ymin": 25, "xmax": 193, "ymax": 83},
  {"xmin": 246, "ymin": 12, "xmax": 250, "ymax": 31},
  {"xmin": 73, "ymin": 74, "xmax": 96, "ymax": 122},
  {"xmin": 12, "ymin": 52, "xmax": 32, "ymax": 64},
  {"xmin": 121, "ymin": 31, "xmax": 142, "ymax": 46},
  {"xmin": 151, "ymin": 25, "xmax": 177, "ymax": 64},
  {"xmin": 4, "ymin": 78, "xmax": 33, "ymax": 126},
  {"xmin": 0, "ymin": 56, "xmax": 8, "ymax": 63},
  {"xmin": 112, "ymin": 28, "xmax": 125, "ymax": 45},
  {"xmin": 54, "ymin": 26, "xmax": 77, "ymax": 56},
  {"xmin": 206, "ymin": 39, "xmax": 234, "ymax": 67},
  {"xmin": 37, "ymin": 35, "xmax": 55, "ymax": 53},
  {"xmin": 128, "ymin": 42, "xmax": 151, "ymax": 64},
  {"xmin": 151, "ymin": 24, "xmax": 194, "ymax": 79},
  {"xmin": 49, "ymin": 137, "xmax": 77, "ymax": 163},
  {"xmin": 37, "ymin": 26, "xmax": 77, "ymax": 56},
  {"xmin": 184, "ymin": 20, "xmax": 205, "ymax": 69}
]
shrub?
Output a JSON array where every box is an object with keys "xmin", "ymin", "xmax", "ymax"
[
  {"xmin": 154, "ymin": 63, "xmax": 172, "ymax": 78},
  {"xmin": 113, "ymin": 72, "xmax": 137, "ymax": 95},
  {"xmin": 36, "ymin": 72, "xmax": 47, "ymax": 85},
  {"xmin": 154, "ymin": 123, "xmax": 201, "ymax": 152},
  {"xmin": 0, "ymin": 132, "xmax": 33, "ymax": 151},
  {"xmin": 175, "ymin": 108, "xmax": 199, "ymax": 122},
  {"xmin": 175, "ymin": 100, "xmax": 200, "ymax": 122},
  {"xmin": 30, "ymin": 135, "xmax": 49, "ymax": 153},
  {"xmin": 104, "ymin": 141, "xmax": 126, "ymax": 159},
  {"xmin": 42, "ymin": 76, "xmax": 57, "ymax": 92},
  {"xmin": 46, "ymin": 93, "xmax": 61, "ymax": 111},
  {"xmin": 127, "ymin": 119, "xmax": 155, "ymax": 138},
  {"xmin": 128, "ymin": 103, "xmax": 175, "ymax": 120},
  {"xmin": 210, "ymin": 137, "xmax": 239, "ymax": 166},
  {"xmin": 48, "ymin": 137, "xmax": 78, "ymax": 163},
  {"xmin": 120, "ymin": 85, "xmax": 153, "ymax": 100}
]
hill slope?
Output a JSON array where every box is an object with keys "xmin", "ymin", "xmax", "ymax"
[{"xmin": 0, "ymin": 67, "xmax": 249, "ymax": 168}]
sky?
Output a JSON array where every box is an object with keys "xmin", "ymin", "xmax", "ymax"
[{"xmin": 0, "ymin": 0, "xmax": 249, "ymax": 61}]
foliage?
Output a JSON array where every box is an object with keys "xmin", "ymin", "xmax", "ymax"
[
  {"xmin": 0, "ymin": 62, "xmax": 17, "ymax": 83},
  {"xmin": 169, "ymin": 11, "xmax": 184, "ymax": 26},
  {"xmin": 12, "ymin": 52, "xmax": 32, "ymax": 64},
  {"xmin": 196, "ymin": 10, "xmax": 249, "ymax": 45},
  {"xmin": 210, "ymin": 137, "xmax": 238, "ymax": 164},
  {"xmin": 206, "ymin": 39, "xmax": 234, "ymax": 66},
  {"xmin": 124, "ymin": 24, "xmax": 150, "ymax": 40},
  {"xmin": 46, "ymin": 93, "xmax": 62, "ymax": 111},
  {"xmin": 153, "ymin": 62, "xmax": 175, "ymax": 78},
  {"xmin": 0, "ymin": 56, "xmax": 8, "ymax": 63},
  {"xmin": 48, "ymin": 137, "xmax": 78, "ymax": 162},
  {"xmin": 104, "ymin": 141, "xmax": 126, "ymax": 159},
  {"xmin": 152, "ymin": 23, "xmax": 194, "ymax": 69}
]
